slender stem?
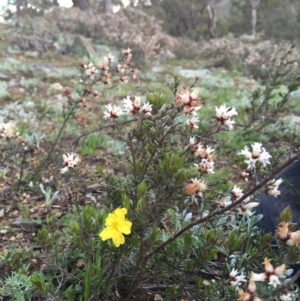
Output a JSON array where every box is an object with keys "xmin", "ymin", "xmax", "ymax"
[
  {"xmin": 125, "ymin": 237, "xmax": 145, "ymax": 300},
  {"xmin": 72, "ymin": 118, "xmax": 137, "ymax": 151},
  {"xmin": 30, "ymin": 101, "xmax": 80, "ymax": 182},
  {"xmin": 16, "ymin": 149, "xmax": 27, "ymax": 192}
]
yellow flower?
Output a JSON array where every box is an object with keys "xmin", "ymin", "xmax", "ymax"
[{"xmin": 99, "ymin": 208, "xmax": 132, "ymax": 247}]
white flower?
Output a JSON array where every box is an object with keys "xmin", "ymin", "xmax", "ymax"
[
  {"xmin": 258, "ymin": 148, "xmax": 272, "ymax": 166},
  {"xmin": 190, "ymin": 87, "xmax": 200, "ymax": 100},
  {"xmin": 103, "ymin": 104, "xmax": 123, "ymax": 120},
  {"xmin": 175, "ymin": 87, "xmax": 202, "ymax": 116},
  {"xmin": 251, "ymin": 142, "xmax": 263, "ymax": 157},
  {"xmin": 186, "ymin": 178, "xmax": 207, "ymax": 197},
  {"xmin": 215, "ymin": 104, "xmax": 238, "ymax": 119},
  {"xmin": 238, "ymin": 143, "xmax": 272, "ymax": 169},
  {"xmin": 239, "ymin": 146, "xmax": 251, "ymax": 159},
  {"xmin": 244, "ymin": 158, "xmax": 257, "ymax": 169},
  {"xmin": 238, "ymin": 202, "xmax": 259, "ymax": 217},
  {"xmin": 194, "ymin": 159, "xmax": 215, "ymax": 174},
  {"xmin": 104, "ymin": 53, "xmax": 114, "ymax": 63},
  {"xmin": 266, "ymin": 178, "xmax": 283, "ymax": 197},
  {"xmin": 189, "ymin": 136, "xmax": 196, "ymax": 146},
  {"xmin": 280, "ymin": 292, "xmax": 295, "ymax": 301},
  {"xmin": 251, "ymin": 272, "xmax": 266, "ymax": 282},
  {"xmin": 194, "ymin": 145, "xmax": 215, "ymax": 159},
  {"xmin": 99, "ymin": 63, "xmax": 109, "ymax": 75},
  {"xmin": 229, "ymin": 269, "xmax": 247, "ymax": 287},
  {"xmin": 251, "ymin": 258, "xmax": 286, "ymax": 288},
  {"xmin": 215, "ymin": 104, "xmax": 238, "ymax": 130},
  {"xmin": 139, "ymin": 102, "xmax": 152, "ymax": 117},
  {"xmin": 60, "ymin": 153, "xmax": 81, "ymax": 174},
  {"xmin": 175, "ymin": 88, "xmax": 190, "ymax": 106},
  {"xmin": 186, "ymin": 116, "xmax": 199, "ymax": 129},
  {"xmin": 122, "ymin": 48, "xmax": 132, "ymax": 61},
  {"xmin": 123, "ymin": 96, "xmax": 141, "ymax": 115},
  {"xmin": 223, "ymin": 118, "xmax": 236, "ymax": 130},
  {"xmin": 183, "ymin": 104, "xmax": 201, "ymax": 116},
  {"xmin": 287, "ymin": 231, "xmax": 300, "ymax": 246},
  {"xmin": 231, "ymin": 185, "xmax": 244, "ymax": 200},
  {"xmin": 268, "ymin": 274, "xmax": 281, "ymax": 288},
  {"xmin": 116, "ymin": 64, "xmax": 125, "ymax": 74},
  {"xmin": 84, "ymin": 63, "xmax": 99, "ymax": 80},
  {"xmin": 0, "ymin": 122, "xmax": 16, "ymax": 139},
  {"xmin": 123, "ymin": 48, "xmax": 131, "ymax": 54}
]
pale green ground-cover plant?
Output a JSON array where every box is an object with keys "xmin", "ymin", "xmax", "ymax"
[{"xmin": 0, "ymin": 45, "xmax": 300, "ymax": 301}]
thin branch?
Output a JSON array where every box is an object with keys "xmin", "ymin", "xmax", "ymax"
[
  {"xmin": 16, "ymin": 149, "xmax": 27, "ymax": 192},
  {"xmin": 72, "ymin": 118, "xmax": 137, "ymax": 151},
  {"xmin": 30, "ymin": 101, "xmax": 80, "ymax": 181}
]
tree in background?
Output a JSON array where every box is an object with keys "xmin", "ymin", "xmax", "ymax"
[
  {"xmin": 229, "ymin": 0, "xmax": 300, "ymax": 40},
  {"xmin": 72, "ymin": 0, "xmax": 92, "ymax": 11},
  {"xmin": 140, "ymin": 0, "xmax": 216, "ymax": 40},
  {"xmin": 206, "ymin": 0, "xmax": 217, "ymax": 38},
  {"xmin": 2, "ymin": 0, "xmax": 300, "ymax": 42},
  {"xmin": 249, "ymin": 0, "xmax": 260, "ymax": 36},
  {"xmin": 102, "ymin": 0, "xmax": 113, "ymax": 13}
]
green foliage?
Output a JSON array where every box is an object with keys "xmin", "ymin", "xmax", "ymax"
[
  {"xmin": 139, "ymin": 0, "xmax": 300, "ymax": 42},
  {"xmin": 0, "ymin": 272, "xmax": 34, "ymax": 300},
  {"xmin": 229, "ymin": 0, "xmax": 300, "ymax": 41},
  {"xmin": 78, "ymin": 132, "xmax": 107, "ymax": 156},
  {"xmin": 141, "ymin": 0, "xmax": 209, "ymax": 40},
  {"xmin": 1, "ymin": 41, "xmax": 300, "ymax": 301}
]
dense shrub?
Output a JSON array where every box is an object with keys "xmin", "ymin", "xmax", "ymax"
[{"xmin": 198, "ymin": 34, "xmax": 300, "ymax": 79}]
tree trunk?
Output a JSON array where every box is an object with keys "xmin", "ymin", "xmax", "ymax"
[
  {"xmin": 72, "ymin": 0, "xmax": 92, "ymax": 11},
  {"xmin": 102, "ymin": 0, "xmax": 113, "ymax": 14},
  {"xmin": 249, "ymin": 0, "xmax": 260, "ymax": 36},
  {"xmin": 206, "ymin": 0, "xmax": 217, "ymax": 39},
  {"xmin": 16, "ymin": 0, "xmax": 27, "ymax": 17}
]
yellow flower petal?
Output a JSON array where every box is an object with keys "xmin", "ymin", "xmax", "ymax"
[
  {"xmin": 111, "ymin": 230, "xmax": 125, "ymax": 247},
  {"xmin": 105, "ymin": 213, "xmax": 117, "ymax": 226},
  {"xmin": 118, "ymin": 220, "xmax": 132, "ymax": 235},
  {"xmin": 99, "ymin": 226, "xmax": 114, "ymax": 241},
  {"xmin": 114, "ymin": 207, "xmax": 127, "ymax": 220},
  {"xmin": 99, "ymin": 207, "xmax": 132, "ymax": 247}
]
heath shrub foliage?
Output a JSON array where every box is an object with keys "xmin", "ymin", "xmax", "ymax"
[
  {"xmin": 198, "ymin": 34, "xmax": 300, "ymax": 80},
  {"xmin": 1, "ymin": 46, "xmax": 300, "ymax": 301}
]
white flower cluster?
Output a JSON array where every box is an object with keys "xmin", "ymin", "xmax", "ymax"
[
  {"xmin": 83, "ymin": 63, "xmax": 99, "ymax": 81},
  {"xmin": 103, "ymin": 104, "xmax": 124, "ymax": 120},
  {"xmin": 175, "ymin": 87, "xmax": 239, "ymax": 132},
  {"xmin": 103, "ymin": 53, "xmax": 114, "ymax": 64},
  {"xmin": 175, "ymin": 87, "xmax": 203, "ymax": 130},
  {"xmin": 239, "ymin": 142, "xmax": 272, "ymax": 169},
  {"xmin": 185, "ymin": 178, "xmax": 207, "ymax": 197},
  {"xmin": 220, "ymin": 185, "xmax": 259, "ymax": 217},
  {"xmin": 0, "ymin": 121, "xmax": 16, "ymax": 139},
  {"xmin": 60, "ymin": 153, "xmax": 81, "ymax": 174},
  {"xmin": 238, "ymin": 258, "xmax": 293, "ymax": 301},
  {"xmin": 229, "ymin": 269, "xmax": 246, "ymax": 288},
  {"xmin": 251, "ymin": 258, "xmax": 285, "ymax": 288},
  {"xmin": 277, "ymin": 221, "xmax": 300, "ymax": 247},
  {"xmin": 189, "ymin": 136, "xmax": 215, "ymax": 174},
  {"xmin": 215, "ymin": 104, "xmax": 238, "ymax": 130},
  {"xmin": 266, "ymin": 178, "xmax": 283, "ymax": 197},
  {"xmin": 103, "ymin": 96, "xmax": 152, "ymax": 120}
]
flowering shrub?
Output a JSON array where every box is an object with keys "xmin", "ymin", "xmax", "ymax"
[
  {"xmin": 0, "ymin": 45, "xmax": 300, "ymax": 301},
  {"xmin": 198, "ymin": 34, "xmax": 300, "ymax": 79}
]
